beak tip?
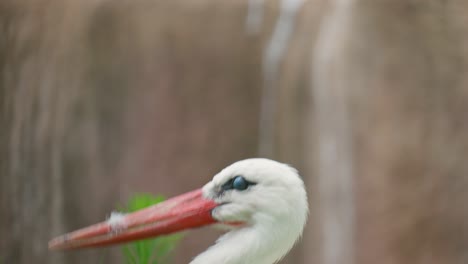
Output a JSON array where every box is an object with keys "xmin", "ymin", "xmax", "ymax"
[
  {"xmin": 48, "ymin": 235, "xmax": 68, "ymax": 250},
  {"xmin": 48, "ymin": 241, "xmax": 58, "ymax": 251},
  {"xmin": 48, "ymin": 241, "xmax": 59, "ymax": 251}
]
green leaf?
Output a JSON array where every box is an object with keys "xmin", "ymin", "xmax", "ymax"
[
  {"xmin": 119, "ymin": 193, "xmax": 183, "ymax": 264},
  {"xmin": 122, "ymin": 245, "xmax": 137, "ymax": 264}
]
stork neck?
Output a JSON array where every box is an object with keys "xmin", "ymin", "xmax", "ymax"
[{"xmin": 189, "ymin": 226, "xmax": 282, "ymax": 264}]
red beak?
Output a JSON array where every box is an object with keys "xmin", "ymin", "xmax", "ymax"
[{"xmin": 48, "ymin": 188, "xmax": 218, "ymax": 250}]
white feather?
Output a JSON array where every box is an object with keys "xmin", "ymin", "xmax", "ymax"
[{"xmin": 107, "ymin": 211, "xmax": 127, "ymax": 231}]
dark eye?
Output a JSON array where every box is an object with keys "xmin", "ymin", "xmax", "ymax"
[
  {"xmin": 221, "ymin": 175, "xmax": 256, "ymax": 192},
  {"xmin": 233, "ymin": 176, "xmax": 248, "ymax": 191}
]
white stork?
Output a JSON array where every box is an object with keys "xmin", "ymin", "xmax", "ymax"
[{"xmin": 49, "ymin": 158, "xmax": 309, "ymax": 264}]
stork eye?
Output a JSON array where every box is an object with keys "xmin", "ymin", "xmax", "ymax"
[
  {"xmin": 221, "ymin": 175, "xmax": 256, "ymax": 192},
  {"xmin": 233, "ymin": 176, "xmax": 248, "ymax": 190}
]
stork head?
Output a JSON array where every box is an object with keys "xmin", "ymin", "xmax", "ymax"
[
  {"xmin": 205, "ymin": 158, "xmax": 307, "ymax": 226},
  {"xmin": 49, "ymin": 158, "xmax": 308, "ymax": 263},
  {"xmin": 194, "ymin": 158, "xmax": 309, "ymax": 263}
]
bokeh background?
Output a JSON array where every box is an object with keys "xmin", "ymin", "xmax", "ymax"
[{"xmin": 1, "ymin": 0, "xmax": 468, "ymax": 263}]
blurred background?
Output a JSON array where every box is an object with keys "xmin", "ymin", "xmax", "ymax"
[{"xmin": 1, "ymin": 0, "xmax": 468, "ymax": 263}]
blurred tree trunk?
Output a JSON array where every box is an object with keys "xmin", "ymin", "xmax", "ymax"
[{"xmin": 311, "ymin": 1, "xmax": 468, "ymax": 264}]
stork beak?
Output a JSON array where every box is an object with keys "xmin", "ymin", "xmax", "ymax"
[{"xmin": 49, "ymin": 189, "xmax": 218, "ymax": 250}]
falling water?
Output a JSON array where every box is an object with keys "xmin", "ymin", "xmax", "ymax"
[
  {"xmin": 312, "ymin": 1, "xmax": 355, "ymax": 264},
  {"xmin": 256, "ymin": 0, "xmax": 305, "ymax": 157}
]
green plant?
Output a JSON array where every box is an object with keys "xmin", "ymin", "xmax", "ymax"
[{"xmin": 120, "ymin": 194, "xmax": 183, "ymax": 264}]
